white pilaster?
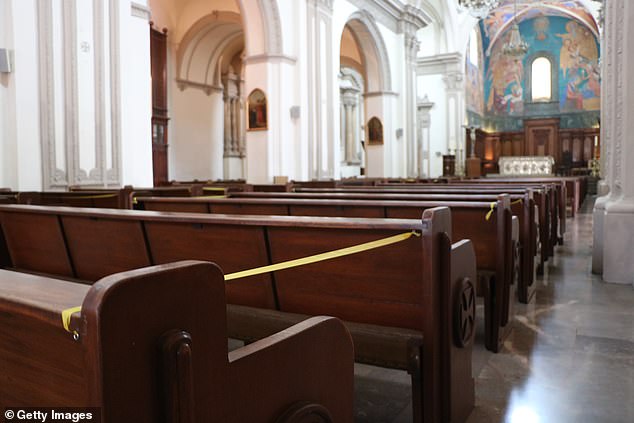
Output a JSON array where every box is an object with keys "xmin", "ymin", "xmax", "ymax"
[
  {"xmin": 417, "ymin": 96, "xmax": 434, "ymax": 178},
  {"xmin": 443, "ymin": 70, "xmax": 466, "ymax": 175},
  {"xmin": 594, "ymin": 0, "xmax": 634, "ymax": 286},
  {"xmin": 306, "ymin": 0, "xmax": 335, "ymax": 180}
]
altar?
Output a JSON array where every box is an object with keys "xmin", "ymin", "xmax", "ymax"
[{"xmin": 495, "ymin": 156, "xmax": 555, "ymax": 177}]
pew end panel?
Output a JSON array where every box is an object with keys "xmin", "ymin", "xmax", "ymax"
[
  {"xmin": 228, "ymin": 316, "xmax": 354, "ymax": 422},
  {"xmin": 81, "ymin": 261, "xmax": 230, "ymax": 421}
]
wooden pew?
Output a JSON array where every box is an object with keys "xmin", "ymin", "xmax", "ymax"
[
  {"xmin": 136, "ymin": 195, "xmax": 517, "ymax": 349},
  {"xmin": 0, "ymin": 261, "xmax": 354, "ymax": 422},
  {"xmin": 291, "ymin": 184, "xmax": 556, "ymax": 270},
  {"xmin": 0, "ymin": 204, "xmax": 476, "ymax": 423},
  {"xmin": 222, "ymin": 190, "xmax": 540, "ymax": 303}
]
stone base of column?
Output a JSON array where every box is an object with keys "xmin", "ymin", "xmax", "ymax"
[
  {"xmin": 340, "ymin": 164, "xmax": 362, "ymax": 178},
  {"xmin": 602, "ymin": 198, "xmax": 634, "ymax": 285},
  {"xmin": 223, "ymin": 157, "xmax": 244, "ymax": 180},
  {"xmin": 592, "ymin": 195, "xmax": 608, "ymax": 274}
]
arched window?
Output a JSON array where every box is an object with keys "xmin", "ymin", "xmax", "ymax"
[
  {"xmin": 531, "ymin": 57, "xmax": 552, "ymax": 102},
  {"xmin": 469, "ymin": 27, "xmax": 479, "ymax": 68}
]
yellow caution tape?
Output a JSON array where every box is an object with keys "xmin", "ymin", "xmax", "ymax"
[
  {"xmin": 202, "ymin": 187, "xmax": 227, "ymax": 193},
  {"xmin": 225, "ymin": 231, "xmax": 420, "ymax": 281},
  {"xmin": 192, "ymin": 195, "xmax": 227, "ymax": 199},
  {"xmin": 511, "ymin": 199, "xmax": 523, "ymax": 205},
  {"xmin": 485, "ymin": 202, "xmax": 496, "ymax": 221},
  {"xmin": 61, "ymin": 306, "xmax": 82, "ymax": 334},
  {"xmin": 62, "ymin": 193, "xmax": 119, "ymax": 199}
]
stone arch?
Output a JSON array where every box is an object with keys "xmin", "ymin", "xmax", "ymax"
[
  {"xmin": 258, "ymin": 0, "xmax": 283, "ymax": 54},
  {"xmin": 342, "ymin": 11, "xmax": 392, "ymax": 93},
  {"xmin": 176, "ymin": 11, "xmax": 244, "ymax": 88},
  {"xmin": 235, "ymin": 0, "xmax": 283, "ymax": 56}
]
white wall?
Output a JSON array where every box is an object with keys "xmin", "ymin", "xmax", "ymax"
[
  {"xmin": 120, "ymin": 0, "xmax": 153, "ymax": 186},
  {"xmin": 0, "ymin": 0, "xmax": 12, "ymax": 188},
  {"xmin": 418, "ymin": 73, "xmax": 447, "ymax": 177},
  {"xmin": 170, "ymin": 87, "xmax": 224, "ymax": 181},
  {"xmin": 0, "ymin": 0, "xmax": 41, "ymax": 190}
]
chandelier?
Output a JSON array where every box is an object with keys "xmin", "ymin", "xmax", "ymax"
[
  {"xmin": 458, "ymin": 0, "xmax": 501, "ymax": 19},
  {"xmin": 502, "ymin": 0, "xmax": 529, "ymax": 58}
]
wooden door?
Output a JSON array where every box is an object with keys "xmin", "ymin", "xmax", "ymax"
[
  {"xmin": 524, "ymin": 118, "xmax": 560, "ymax": 164},
  {"xmin": 151, "ymin": 26, "xmax": 169, "ymax": 186}
]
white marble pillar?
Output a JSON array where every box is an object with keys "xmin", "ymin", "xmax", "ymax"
[
  {"xmin": 306, "ymin": 0, "xmax": 335, "ymax": 179},
  {"xmin": 417, "ymin": 96, "xmax": 434, "ymax": 178},
  {"xmin": 593, "ymin": 0, "xmax": 634, "ymax": 285},
  {"xmin": 341, "ymin": 89, "xmax": 359, "ymax": 164},
  {"xmin": 404, "ymin": 33, "xmax": 420, "ymax": 177},
  {"xmin": 443, "ymin": 71, "xmax": 466, "ymax": 175}
]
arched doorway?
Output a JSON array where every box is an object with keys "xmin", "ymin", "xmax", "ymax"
[{"xmin": 339, "ymin": 12, "xmax": 391, "ymax": 177}]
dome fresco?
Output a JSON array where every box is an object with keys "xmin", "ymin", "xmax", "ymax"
[{"xmin": 482, "ymin": 0, "xmax": 598, "ymax": 56}]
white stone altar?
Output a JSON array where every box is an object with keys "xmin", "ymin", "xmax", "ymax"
[{"xmin": 498, "ymin": 156, "xmax": 555, "ymax": 176}]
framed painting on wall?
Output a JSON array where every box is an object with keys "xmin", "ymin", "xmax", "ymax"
[
  {"xmin": 247, "ymin": 89, "xmax": 267, "ymax": 131},
  {"xmin": 367, "ymin": 117, "xmax": 383, "ymax": 145}
]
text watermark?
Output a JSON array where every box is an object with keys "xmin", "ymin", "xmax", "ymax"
[{"xmin": 3, "ymin": 409, "xmax": 100, "ymax": 423}]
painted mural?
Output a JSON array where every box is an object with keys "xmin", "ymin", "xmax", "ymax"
[
  {"xmin": 483, "ymin": 15, "xmax": 600, "ymax": 119},
  {"xmin": 465, "ymin": 29, "xmax": 485, "ymax": 115}
]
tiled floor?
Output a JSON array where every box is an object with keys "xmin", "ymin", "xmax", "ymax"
[{"xmin": 354, "ymin": 197, "xmax": 634, "ymax": 422}]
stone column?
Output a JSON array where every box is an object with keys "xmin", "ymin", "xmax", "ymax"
[
  {"xmin": 443, "ymin": 71, "xmax": 466, "ymax": 175},
  {"xmin": 399, "ymin": 6, "xmax": 424, "ymax": 178},
  {"xmin": 341, "ymin": 88, "xmax": 359, "ymax": 164},
  {"xmin": 417, "ymin": 96, "xmax": 434, "ymax": 178},
  {"xmin": 593, "ymin": 0, "xmax": 634, "ymax": 285}
]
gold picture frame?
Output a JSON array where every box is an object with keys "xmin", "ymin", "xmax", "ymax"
[{"xmin": 247, "ymin": 89, "xmax": 268, "ymax": 131}]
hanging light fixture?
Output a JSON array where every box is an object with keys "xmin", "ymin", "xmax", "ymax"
[
  {"xmin": 502, "ymin": 0, "xmax": 529, "ymax": 58},
  {"xmin": 458, "ymin": 0, "xmax": 501, "ymax": 19}
]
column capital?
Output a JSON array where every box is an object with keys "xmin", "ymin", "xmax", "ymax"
[{"xmin": 443, "ymin": 72, "xmax": 465, "ymax": 92}]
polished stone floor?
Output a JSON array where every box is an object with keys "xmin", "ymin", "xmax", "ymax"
[{"xmin": 353, "ymin": 197, "xmax": 634, "ymax": 422}]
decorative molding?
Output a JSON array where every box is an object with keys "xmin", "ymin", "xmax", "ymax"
[
  {"xmin": 63, "ymin": 0, "xmax": 79, "ymax": 184},
  {"xmin": 243, "ymin": 53, "xmax": 297, "ymax": 65},
  {"xmin": 131, "ymin": 2, "xmax": 151, "ymax": 21},
  {"xmin": 258, "ymin": 0, "xmax": 283, "ymax": 55},
  {"xmin": 37, "ymin": 0, "xmax": 67, "ymax": 189},
  {"xmin": 364, "ymin": 90, "xmax": 399, "ymax": 98},
  {"xmin": 108, "ymin": 0, "xmax": 121, "ymax": 183},
  {"xmin": 345, "ymin": 0, "xmax": 431, "ymax": 33},
  {"xmin": 91, "ymin": 0, "xmax": 106, "ymax": 183},
  {"xmin": 613, "ymin": 0, "xmax": 624, "ymax": 189},
  {"xmin": 443, "ymin": 72, "xmax": 465, "ymax": 92},
  {"xmin": 176, "ymin": 78, "xmax": 223, "ymax": 95},
  {"xmin": 417, "ymin": 52, "xmax": 463, "ymax": 76}
]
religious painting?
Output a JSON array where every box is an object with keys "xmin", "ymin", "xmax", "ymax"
[
  {"xmin": 485, "ymin": 35, "xmax": 525, "ymax": 116},
  {"xmin": 247, "ymin": 89, "xmax": 267, "ymax": 131},
  {"xmin": 483, "ymin": 16, "xmax": 600, "ymax": 118},
  {"xmin": 367, "ymin": 117, "xmax": 383, "ymax": 145},
  {"xmin": 557, "ymin": 20, "xmax": 600, "ymax": 111},
  {"xmin": 466, "ymin": 27, "xmax": 485, "ymax": 115}
]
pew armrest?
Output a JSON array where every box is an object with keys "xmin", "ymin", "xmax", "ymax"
[{"xmin": 228, "ymin": 316, "xmax": 354, "ymax": 423}]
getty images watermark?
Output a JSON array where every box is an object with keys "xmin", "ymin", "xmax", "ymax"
[{"xmin": 3, "ymin": 408, "xmax": 101, "ymax": 423}]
